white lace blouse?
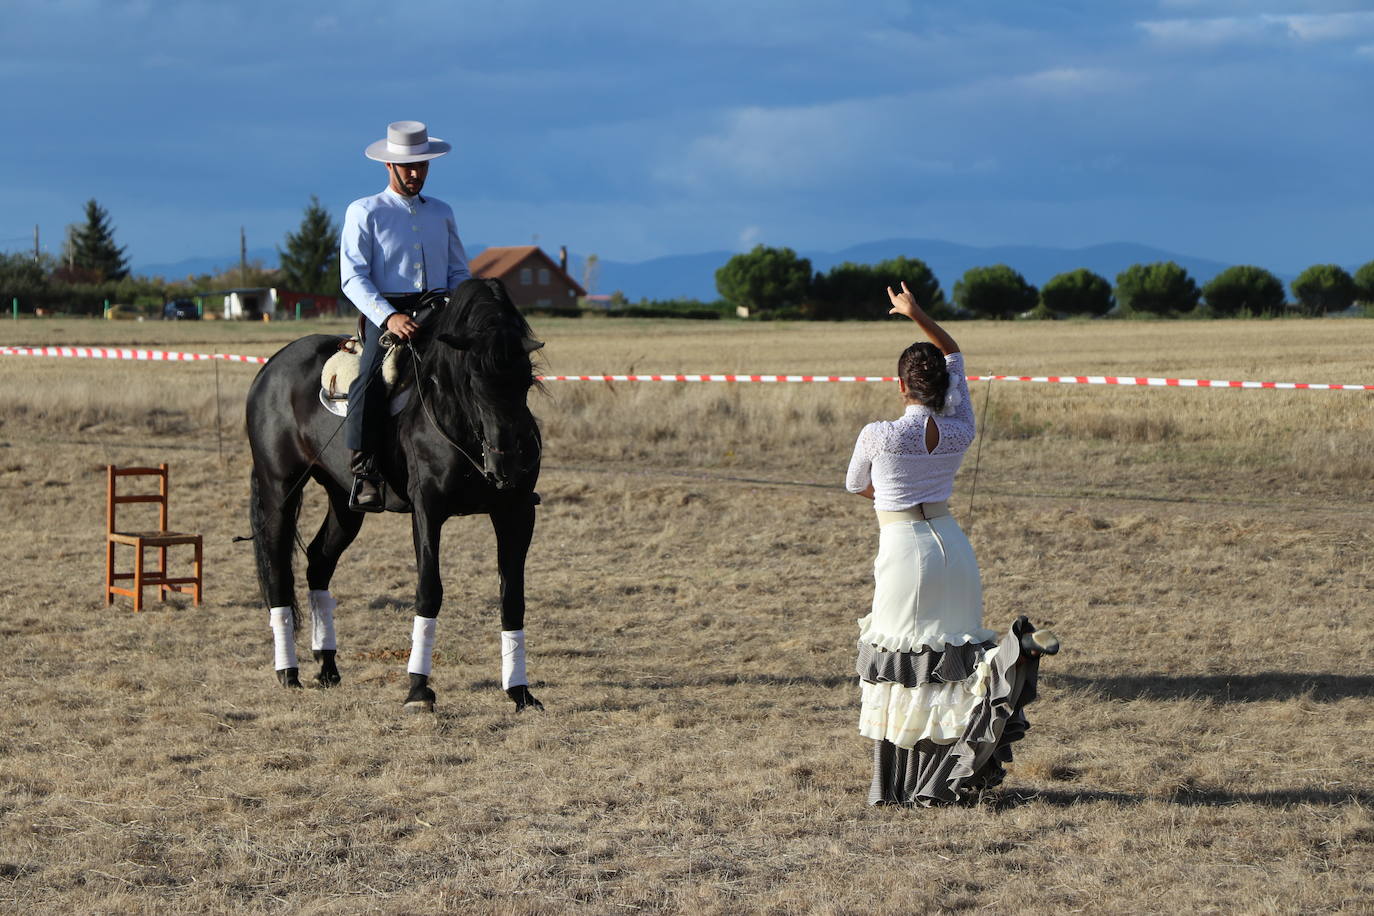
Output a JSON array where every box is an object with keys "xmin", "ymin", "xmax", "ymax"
[{"xmin": 845, "ymin": 352, "xmax": 975, "ymax": 511}]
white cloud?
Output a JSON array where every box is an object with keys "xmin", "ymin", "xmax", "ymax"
[
  {"xmin": 1139, "ymin": 10, "xmax": 1374, "ymax": 46},
  {"xmin": 1138, "ymin": 16, "xmax": 1271, "ymax": 44},
  {"xmin": 1014, "ymin": 67, "xmax": 1132, "ymax": 92},
  {"xmin": 738, "ymin": 225, "xmax": 762, "ymax": 249},
  {"xmin": 653, "ymin": 93, "xmax": 1004, "ymax": 195},
  {"xmin": 1278, "ymin": 11, "xmax": 1374, "ymax": 40}
]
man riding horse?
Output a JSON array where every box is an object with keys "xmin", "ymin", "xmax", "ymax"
[
  {"xmin": 342, "ymin": 119, "xmax": 471, "ymax": 513},
  {"xmin": 246, "ymin": 121, "xmax": 543, "ymax": 711}
]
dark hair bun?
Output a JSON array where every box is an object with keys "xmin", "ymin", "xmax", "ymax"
[{"xmin": 898, "ymin": 342, "xmax": 948, "ymax": 412}]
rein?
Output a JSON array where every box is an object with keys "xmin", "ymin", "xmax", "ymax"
[{"xmin": 406, "ymin": 343, "xmax": 492, "ymax": 480}]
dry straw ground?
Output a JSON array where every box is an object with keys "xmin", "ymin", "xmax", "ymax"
[{"xmin": 1, "ymin": 317, "xmax": 1372, "ymax": 914}]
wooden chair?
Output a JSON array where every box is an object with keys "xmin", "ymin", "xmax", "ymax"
[{"xmin": 105, "ymin": 464, "xmax": 203, "ymax": 612}]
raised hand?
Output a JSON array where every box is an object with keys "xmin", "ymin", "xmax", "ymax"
[
  {"xmin": 888, "ymin": 280, "xmax": 959, "ymax": 354},
  {"xmin": 887, "ymin": 281, "xmax": 924, "ymax": 321}
]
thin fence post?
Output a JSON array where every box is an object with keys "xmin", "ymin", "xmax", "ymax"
[
  {"xmin": 213, "ymin": 358, "xmax": 224, "ymax": 465},
  {"xmin": 295, "ymin": 301, "xmax": 301, "ymax": 321},
  {"xmin": 11, "ymin": 298, "xmax": 17, "ymax": 320},
  {"xmin": 103, "ymin": 298, "xmax": 110, "ymax": 319}
]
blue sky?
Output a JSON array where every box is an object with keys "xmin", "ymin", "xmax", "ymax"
[{"xmin": 3, "ymin": 0, "xmax": 1372, "ymax": 274}]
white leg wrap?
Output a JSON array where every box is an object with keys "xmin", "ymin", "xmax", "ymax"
[
  {"xmin": 408, "ymin": 615, "xmax": 437, "ymax": 676},
  {"xmin": 308, "ymin": 589, "xmax": 337, "ymax": 652},
  {"xmin": 270, "ymin": 606, "xmax": 298, "ymax": 671},
  {"xmin": 501, "ymin": 629, "xmax": 527, "ymax": 689}
]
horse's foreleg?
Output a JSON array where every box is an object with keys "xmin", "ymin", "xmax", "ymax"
[
  {"xmin": 252, "ymin": 469, "xmax": 304, "ymax": 688},
  {"xmin": 491, "ymin": 502, "xmax": 541, "ymax": 711},
  {"xmin": 303, "ymin": 484, "xmax": 365, "ymax": 688},
  {"xmin": 402, "ymin": 506, "xmax": 445, "ymax": 712}
]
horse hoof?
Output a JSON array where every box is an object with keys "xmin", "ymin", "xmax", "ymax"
[
  {"xmin": 276, "ymin": 668, "xmax": 302, "ymax": 688},
  {"xmin": 403, "ymin": 674, "xmax": 436, "ymax": 712},
  {"xmin": 312, "ymin": 650, "xmax": 341, "ymax": 687},
  {"xmin": 506, "ymin": 685, "xmax": 543, "ymax": 711}
]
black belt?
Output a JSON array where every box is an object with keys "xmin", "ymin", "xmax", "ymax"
[{"xmin": 383, "ymin": 293, "xmax": 428, "ymax": 311}]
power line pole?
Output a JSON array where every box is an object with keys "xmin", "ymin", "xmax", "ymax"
[
  {"xmin": 33, "ymin": 224, "xmax": 39, "ymax": 262},
  {"xmin": 240, "ymin": 226, "xmax": 247, "ymax": 287}
]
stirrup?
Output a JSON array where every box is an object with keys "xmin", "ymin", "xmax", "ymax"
[{"xmin": 349, "ymin": 475, "xmax": 385, "ymax": 513}]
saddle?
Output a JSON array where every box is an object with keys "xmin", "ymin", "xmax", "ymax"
[{"xmin": 319, "ymin": 291, "xmax": 448, "ymax": 416}]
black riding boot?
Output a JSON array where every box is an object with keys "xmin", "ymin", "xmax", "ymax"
[{"xmin": 349, "ymin": 449, "xmax": 384, "ymax": 513}]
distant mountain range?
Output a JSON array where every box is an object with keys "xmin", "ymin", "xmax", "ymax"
[{"xmin": 135, "ymin": 239, "xmax": 1297, "ymax": 302}]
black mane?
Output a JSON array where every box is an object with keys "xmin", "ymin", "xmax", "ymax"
[
  {"xmin": 431, "ymin": 277, "xmax": 531, "ymax": 339},
  {"xmin": 427, "ymin": 278, "xmax": 540, "ymax": 391}
]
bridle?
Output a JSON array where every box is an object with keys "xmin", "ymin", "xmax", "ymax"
[
  {"xmin": 407, "ymin": 343, "xmax": 490, "ymax": 479},
  {"xmin": 405, "ymin": 330, "xmax": 541, "ymax": 487}
]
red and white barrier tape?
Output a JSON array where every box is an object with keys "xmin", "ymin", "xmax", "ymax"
[
  {"xmin": 2, "ymin": 347, "xmax": 1371, "ymax": 390},
  {"xmin": 540, "ymin": 373, "xmax": 1374, "ymax": 390},
  {"xmin": 0, "ymin": 346, "xmax": 268, "ymax": 364}
]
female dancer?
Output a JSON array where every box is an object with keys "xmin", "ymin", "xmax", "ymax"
[{"xmin": 846, "ymin": 282, "xmax": 1057, "ymax": 806}]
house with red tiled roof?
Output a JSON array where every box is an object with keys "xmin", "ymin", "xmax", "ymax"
[{"xmin": 469, "ymin": 245, "xmax": 585, "ymax": 309}]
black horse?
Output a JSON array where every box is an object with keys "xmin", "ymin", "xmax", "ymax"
[{"xmin": 245, "ymin": 278, "xmax": 544, "ymax": 711}]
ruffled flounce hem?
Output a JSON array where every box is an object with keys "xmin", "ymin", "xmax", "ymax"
[
  {"xmin": 856, "ymin": 613, "xmax": 998, "ymax": 654},
  {"xmin": 857, "ymin": 639, "xmax": 992, "ymax": 687},
  {"xmin": 865, "ymin": 618, "xmax": 1043, "ymax": 807},
  {"xmin": 857, "ymin": 648, "xmax": 998, "ymax": 747}
]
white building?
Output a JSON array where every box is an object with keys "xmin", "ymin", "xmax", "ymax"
[{"xmin": 222, "ymin": 287, "xmax": 279, "ymax": 320}]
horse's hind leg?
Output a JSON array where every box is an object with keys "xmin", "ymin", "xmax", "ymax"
[
  {"xmin": 491, "ymin": 501, "xmax": 542, "ymax": 711},
  {"xmin": 251, "ymin": 468, "xmax": 304, "ymax": 688},
  {"xmin": 304, "ymin": 481, "xmax": 365, "ymax": 688}
]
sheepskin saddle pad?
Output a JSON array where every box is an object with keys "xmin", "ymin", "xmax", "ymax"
[{"xmin": 319, "ymin": 337, "xmax": 411, "ymax": 417}]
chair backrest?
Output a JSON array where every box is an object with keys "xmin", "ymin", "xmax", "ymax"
[{"xmin": 107, "ymin": 464, "xmax": 170, "ymax": 534}]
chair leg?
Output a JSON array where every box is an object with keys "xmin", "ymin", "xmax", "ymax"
[
  {"xmin": 133, "ymin": 543, "xmax": 144, "ymax": 613},
  {"xmin": 158, "ymin": 545, "xmax": 168, "ymax": 602},
  {"xmin": 193, "ymin": 539, "xmax": 203, "ymax": 606},
  {"xmin": 105, "ymin": 539, "xmax": 115, "ymax": 606}
]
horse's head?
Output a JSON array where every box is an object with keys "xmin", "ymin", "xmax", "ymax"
[{"xmin": 430, "ymin": 278, "xmax": 543, "ymax": 490}]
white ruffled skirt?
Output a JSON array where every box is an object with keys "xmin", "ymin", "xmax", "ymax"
[
  {"xmin": 858, "ymin": 514, "xmax": 995, "ymax": 658},
  {"xmin": 856, "ymin": 515, "xmax": 1040, "ymax": 804}
]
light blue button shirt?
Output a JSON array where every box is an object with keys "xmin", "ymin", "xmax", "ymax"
[{"xmin": 340, "ymin": 187, "xmax": 472, "ymax": 328}]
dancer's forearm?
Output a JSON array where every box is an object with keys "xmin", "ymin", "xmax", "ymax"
[{"xmin": 887, "ymin": 282, "xmax": 958, "ymax": 355}]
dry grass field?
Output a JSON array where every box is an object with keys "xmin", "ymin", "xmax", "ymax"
[{"xmin": 1, "ymin": 316, "xmax": 1372, "ymax": 914}]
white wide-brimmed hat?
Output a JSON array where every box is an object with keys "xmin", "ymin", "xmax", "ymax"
[{"xmin": 364, "ymin": 121, "xmax": 451, "ymax": 163}]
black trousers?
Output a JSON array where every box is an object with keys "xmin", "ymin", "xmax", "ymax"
[{"xmin": 344, "ymin": 294, "xmax": 424, "ymax": 454}]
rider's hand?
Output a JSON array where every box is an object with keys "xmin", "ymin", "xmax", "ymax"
[
  {"xmin": 887, "ymin": 281, "xmax": 924, "ymax": 321},
  {"xmin": 385, "ymin": 312, "xmax": 420, "ymax": 340}
]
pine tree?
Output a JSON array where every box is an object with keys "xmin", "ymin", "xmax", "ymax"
[
  {"xmin": 278, "ymin": 195, "xmax": 341, "ymax": 296},
  {"xmin": 69, "ymin": 199, "xmax": 129, "ymax": 281}
]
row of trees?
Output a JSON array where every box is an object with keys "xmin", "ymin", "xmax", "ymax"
[
  {"xmin": 1, "ymin": 198, "xmax": 342, "ymax": 315},
  {"xmin": 714, "ymin": 246, "xmax": 1374, "ymax": 319}
]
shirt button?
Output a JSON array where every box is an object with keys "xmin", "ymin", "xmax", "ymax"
[
  {"xmin": 414, "ymin": 281, "xmax": 422, "ymax": 289},
  {"xmin": 412, "ymin": 226, "xmax": 419, "ymax": 231},
  {"xmin": 413, "ymin": 243, "xmax": 420, "ymax": 249}
]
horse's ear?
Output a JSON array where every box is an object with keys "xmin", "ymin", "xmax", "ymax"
[
  {"xmin": 522, "ymin": 337, "xmax": 545, "ymax": 353},
  {"xmin": 438, "ymin": 333, "xmax": 473, "ymax": 350}
]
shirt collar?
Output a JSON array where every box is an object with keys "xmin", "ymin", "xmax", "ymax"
[
  {"xmin": 382, "ymin": 186, "xmax": 421, "ymax": 206},
  {"xmin": 903, "ymin": 403, "xmax": 927, "ymax": 417}
]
